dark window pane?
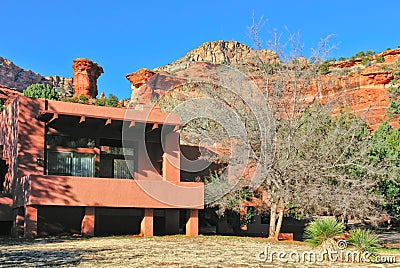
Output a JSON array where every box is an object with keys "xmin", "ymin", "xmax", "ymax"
[
  {"xmin": 47, "ymin": 151, "xmax": 95, "ymax": 177},
  {"xmin": 113, "ymin": 159, "xmax": 134, "ymax": 179}
]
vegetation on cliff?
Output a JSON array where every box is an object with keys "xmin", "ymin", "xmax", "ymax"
[{"xmin": 23, "ymin": 83, "xmax": 60, "ymax": 100}]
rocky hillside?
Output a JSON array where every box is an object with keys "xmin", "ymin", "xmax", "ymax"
[
  {"xmin": 0, "ymin": 56, "xmax": 73, "ymax": 94},
  {"xmin": 127, "ymin": 40, "xmax": 400, "ymax": 129},
  {"xmin": 154, "ymin": 40, "xmax": 278, "ymax": 73}
]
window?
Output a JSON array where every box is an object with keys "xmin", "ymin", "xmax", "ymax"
[
  {"xmin": 113, "ymin": 159, "xmax": 134, "ymax": 179},
  {"xmin": 47, "ymin": 151, "xmax": 95, "ymax": 177}
]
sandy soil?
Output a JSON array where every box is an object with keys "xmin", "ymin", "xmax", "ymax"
[{"xmin": 0, "ymin": 235, "xmax": 399, "ymax": 267}]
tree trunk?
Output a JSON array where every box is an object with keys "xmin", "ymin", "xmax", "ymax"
[
  {"xmin": 268, "ymin": 202, "xmax": 277, "ymax": 239},
  {"xmin": 274, "ymin": 203, "xmax": 284, "ymax": 240}
]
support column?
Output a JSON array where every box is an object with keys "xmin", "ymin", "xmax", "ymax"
[
  {"xmin": 186, "ymin": 209, "xmax": 198, "ymax": 236},
  {"xmin": 140, "ymin": 208, "xmax": 153, "ymax": 236},
  {"xmin": 81, "ymin": 207, "xmax": 95, "ymax": 236},
  {"xmin": 165, "ymin": 209, "xmax": 179, "ymax": 235},
  {"xmin": 24, "ymin": 205, "xmax": 37, "ymax": 238}
]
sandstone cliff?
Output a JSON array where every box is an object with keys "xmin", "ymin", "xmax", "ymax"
[
  {"xmin": 127, "ymin": 40, "xmax": 400, "ymax": 129},
  {"xmin": 154, "ymin": 40, "xmax": 279, "ymax": 73},
  {"xmin": 0, "ymin": 57, "xmax": 73, "ymax": 96}
]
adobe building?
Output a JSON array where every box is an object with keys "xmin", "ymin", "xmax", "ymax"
[{"xmin": 0, "ymin": 59, "xmax": 204, "ymax": 238}]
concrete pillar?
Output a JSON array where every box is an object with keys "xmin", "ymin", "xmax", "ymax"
[
  {"xmin": 186, "ymin": 209, "xmax": 198, "ymax": 236},
  {"xmin": 24, "ymin": 205, "xmax": 37, "ymax": 238},
  {"xmin": 81, "ymin": 207, "xmax": 95, "ymax": 236},
  {"xmin": 165, "ymin": 209, "xmax": 179, "ymax": 235},
  {"xmin": 140, "ymin": 208, "xmax": 153, "ymax": 236}
]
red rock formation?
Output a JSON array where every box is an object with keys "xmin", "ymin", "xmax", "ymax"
[
  {"xmin": 126, "ymin": 68, "xmax": 156, "ymax": 104},
  {"xmin": 72, "ymin": 58, "xmax": 103, "ymax": 98},
  {"xmin": 126, "ymin": 68, "xmax": 155, "ymax": 88},
  {"xmin": 127, "ymin": 42, "xmax": 400, "ymax": 129}
]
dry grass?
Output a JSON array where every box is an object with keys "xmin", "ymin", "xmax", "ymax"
[{"xmin": 0, "ymin": 235, "xmax": 399, "ymax": 267}]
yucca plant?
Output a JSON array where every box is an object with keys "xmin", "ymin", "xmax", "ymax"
[
  {"xmin": 347, "ymin": 228, "xmax": 381, "ymax": 253},
  {"xmin": 304, "ymin": 218, "xmax": 345, "ymax": 249}
]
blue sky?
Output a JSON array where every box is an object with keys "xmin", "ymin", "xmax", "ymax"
[{"xmin": 1, "ymin": 0, "xmax": 399, "ymax": 99}]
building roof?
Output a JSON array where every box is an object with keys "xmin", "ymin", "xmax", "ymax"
[{"xmin": 36, "ymin": 98, "xmax": 181, "ymax": 126}]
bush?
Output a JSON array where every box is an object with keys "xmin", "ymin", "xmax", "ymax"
[
  {"xmin": 319, "ymin": 60, "xmax": 330, "ymax": 75},
  {"xmin": 356, "ymin": 51, "xmax": 365, "ymax": 58},
  {"xmin": 78, "ymin": 94, "xmax": 89, "ymax": 104},
  {"xmin": 348, "ymin": 229, "xmax": 380, "ymax": 253},
  {"xmin": 0, "ymin": 100, "xmax": 6, "ymax": 111},
  {"xmin": 338, "ymin": 57, "xmax": 346, "ymax": 61},
  {"xmin": 94, "ymin": 97, "xmax": 107, "ymax": 106},
  {"xmin": 93, "ymin": 94, "xmax": 119, "ymax": 107},
  {"xmin": 361, "ymin": 57, "xmax": 372, "ymax": 66},
  {"xmin": 304, "ymin": 218, "xmax": 345, "ymax": 249},
  {"xmin": 376, "ymin": 55, "xmax": 385, "ymax": 63},
  {"xmin": 106, "ymin": 94, "xmax": 119, "ymax": 107},
  {"xmin": 61, "ymin": 97, "xmax": 78, "ymax": 103},
  {"xmin": 366, "ymin": 50, "xmax": 375, "ymax": 56},
  {"xmin": 23, "ymin": 84, "xmax": 60, "ymax": 100}
]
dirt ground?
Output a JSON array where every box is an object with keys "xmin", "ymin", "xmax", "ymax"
[{"xmin": 0, "ymin": 235, "xmax": 399, "ymax": 267}]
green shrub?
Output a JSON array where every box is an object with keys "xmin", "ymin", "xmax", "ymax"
[
  {"xmin": 319, "ymin": 60, "xmax": 330, "ymax": 75},
  {"xmin": 304, "ymin": 218, "xmax": 345, "ymax": 248},
  {"xmin": 356, "ymin": 51, "xmax": 365, "ymax": 58},
  {"xmin": 366, "ymin": 50, "xmax": 375, "ymax": 56},
  {"xmin": 338, "ymin": 57, "xmax": 346, "ymax": 61},
  {"xmin": 23, "ymin": 83, "xmax": 60, "ymax": 100},
  {"xmin": 94, "ymin": 97, "xmax": 107, "ymax": 106},
  {"xmin": 348, "ymin": 229, "xmax": 380, "ymax": 253},
  {"xmin": 106, "ymin": 94, "xmax": 119, "ymax": 107},
  {"xmin": 62, "ymin": 97, "xmax": 79, "ymax": 103},
  {"xmin": 78, "ymin": 94, "xmax": 89, "ymax": 104},
  {"xmin": 0, "ymin": 100, "xmax": 6, "ymax": 111},
  {"xmin": 361, "ymin": 57, "xmax": 372, "ymax": 66},
  {"xmin": 376, "ymin": 55, "xmax": 385, "ymax": 63}
]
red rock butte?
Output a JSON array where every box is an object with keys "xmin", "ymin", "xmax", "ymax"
[{"xmin": 72, "ymin": 58, "xmax": 103, "ymax": 98}]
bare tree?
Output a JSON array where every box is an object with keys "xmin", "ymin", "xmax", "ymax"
[
  {"xmin": 246, "ymin": 22, "xmax": 385, "ymax": 239},
  {"xmin": 155, "ymin": 23, "xmax": 386, "ymax": 240}
]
